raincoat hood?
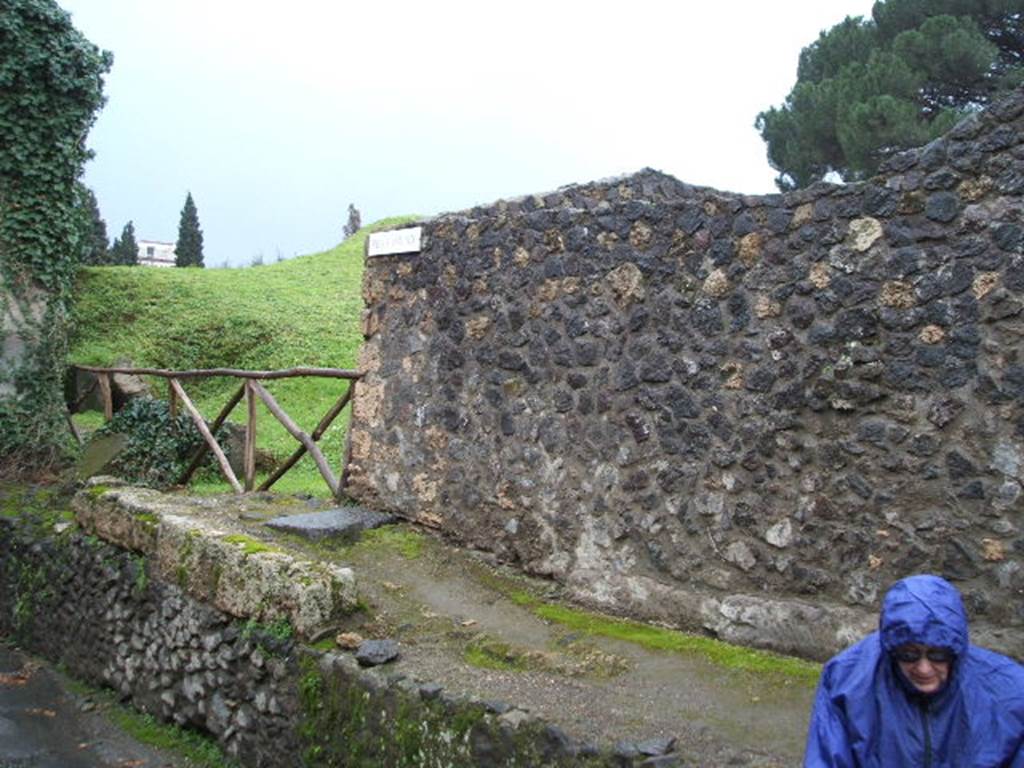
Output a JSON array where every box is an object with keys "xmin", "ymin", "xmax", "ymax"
[
  {"xmin": 805, "ymin": 573, "xmax": 1024, "ymax": 767},
  {"xmin": 878, "ymin": 574, "xmax": 969, "ymax": 658}
]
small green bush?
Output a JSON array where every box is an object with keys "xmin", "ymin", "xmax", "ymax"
[{"xmin": 93, "ymin": 397, "xmax": 215, "ymax": 487}]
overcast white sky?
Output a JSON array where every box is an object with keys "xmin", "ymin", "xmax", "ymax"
[{"xmin": 61, "ymin": 1, "xmax": 876, "ymax": 267}]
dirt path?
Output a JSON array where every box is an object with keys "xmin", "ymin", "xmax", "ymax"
[
  {"xmin": 338, "ymin": 534, "xmax": 814, "ymax": 766},
  {"xmin": 224, "ymin": 496, "xmax": 819, "ymax": 766}
]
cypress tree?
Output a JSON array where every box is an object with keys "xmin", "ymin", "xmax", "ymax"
[
  {"xmin": 175, "ymin": 192, "xmax": 204, "ymax": 267},
  {"xmin": 112, "ymin": 220, "xmax": 138, "ymax": 265},
  {"xmin": 77, "ymin": 184, "xmax": 109, "ymax": 265}
]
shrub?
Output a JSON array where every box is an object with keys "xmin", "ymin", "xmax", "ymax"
[{"xmin": 93, "ymin": 397, "xmax": 216, "ymax": 488}]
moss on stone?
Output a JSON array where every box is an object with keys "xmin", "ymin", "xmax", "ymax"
[
  {"xmin": 222, "ymin": 533, "xmax": 278, "ymax": 556},
  {"xmin": 531, "ymin": 602, "xmax": 820, "ymax": 686},
  {"xmin": 86, "ymin": 483, "xmax": 110, "ymax": 498},
  {"xmin": 464, "ymin": 637, "xmax": 528, "ymax": 671}
]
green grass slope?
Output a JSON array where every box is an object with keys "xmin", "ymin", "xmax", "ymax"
[{"xmin": 70, "ymin": 217, "xmax": 414, "ymax": 496}]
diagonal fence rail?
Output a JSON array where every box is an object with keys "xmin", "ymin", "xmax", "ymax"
[{"xmin": 72, "ymin": 365, "xmax": 361, "ymax": 500}]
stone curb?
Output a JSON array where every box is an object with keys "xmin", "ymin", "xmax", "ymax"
[{"xmin": 72, "ymin": 479, "xmax": 357, "ymax": 639}]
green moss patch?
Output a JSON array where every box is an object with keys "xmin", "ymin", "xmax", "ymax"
[
  {"xmin": 222, "ymin": 533, "xmax": 278, "ymax": 556},
  {"xmin": 463, "ymin": 638, "xmax": 530, "ymax": 671},
  {"xmin": 107, "ymin": 706, "xmax": 236, "ymax": 767},
  {"xmin": 471, "ymin": 564, "xmax": 820, "ymax": 686},
  {"xmin": 536, "ymin": 600, "xmax": 819, "ymax": 685},
  {"xmin": 354, "ymin": 526, "xmax": 424, "ymax": 559}
]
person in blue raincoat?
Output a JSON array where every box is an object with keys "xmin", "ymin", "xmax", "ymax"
[{"xmin": 804, "ymin": 573, "xmax": 1024, "ymax": 767}]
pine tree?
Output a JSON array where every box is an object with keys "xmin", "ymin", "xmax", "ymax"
[
  {"xmin": 175, "ymin": 192, "xmax": 204, "ymax": 267},
  {"xmin": 111, "ymin": 220, "xmax": 138, "ymax": 265},
  {"xmin": 756, "ymin": 0, "xmax": 1024, "ymax": 189},
  {"xmin": 343, "ymin": 203, "xmax": 362, "ymax": 239}
]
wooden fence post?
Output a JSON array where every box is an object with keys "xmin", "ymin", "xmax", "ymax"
[
  {"xmin": 250, "ymin": 380, "xmax": 339, "ymax": 497},
  {"xmin": 98, "ymin": 372, "xmax": 113, "ymax": 421},
  {"xmin": 169, "ymin": 378, "xmax": 243, "ymax": 494},
  {"xmin": 168, "ymin": 379, "xmax": 177, "ymax": 427},
  {"xmin": 244, "ymin": 381, "xmax": 256, "ymax": 492}
]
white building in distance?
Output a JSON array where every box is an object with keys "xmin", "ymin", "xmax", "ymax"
[{"xmin": 138, "ymin": 240, "xmax": 176, "ymax": 268}]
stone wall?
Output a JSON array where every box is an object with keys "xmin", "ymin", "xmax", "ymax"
[
  {"xmin": 348, "ymin": 90, "xmax": 1024, "ymax": 660},
  {"xmin": 0, "ymin": 512, "xmax": 302, "ymax": 767},
  {"xmin": 0, "ymin": 287, "xmax": 46, "ymax": 398}
]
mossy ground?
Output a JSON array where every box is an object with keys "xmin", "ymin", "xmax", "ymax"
[
  {"xmin": 107, "ymin": 709, "xmax": 236, "ymax": 768},
  {"xmin": 466, "ymin": 559, "xmax": 821, "ymax": 687}
]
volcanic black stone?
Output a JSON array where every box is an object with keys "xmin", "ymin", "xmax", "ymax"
[
  {"xmin": 993, "ymin": 223, "xmax": 1023, "ymax": 252},
  {"xmin": 355, "ymin": 639, "xmax": 399, "ymax": 667},
  {"xmin": 808, "ymin": 323, "xmax": 836, "ymax": 345},
  {"xmin": 745, "ymin": 367, "xmax": 777, "ymax": 393},
  {"xmin": 553, "ymin": 389, "xmax": 574, "ymax": 413},
  {"xmin": 636, "ymin": 737, "xmax": 676, "ymax": 756},
  {"xmin": 982, "ymin": 125, "xmax": 1018, "ymax": 151},
  {"xmin": 857, "ymin": 186, "xmax": 894, "ymax": 217},
  {"xmin": 924, "ymin": 169, "xmax": 959, "ymax": 190}
]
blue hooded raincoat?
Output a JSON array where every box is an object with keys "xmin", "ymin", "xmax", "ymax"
[{"xmin": 804, "ymin": 574, "xmax": 1024, "ymax": 767}]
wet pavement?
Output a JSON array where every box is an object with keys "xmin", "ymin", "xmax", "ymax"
[{"xmin": 0, "ymin": 642, "xmax": 177, "ymax": 768}]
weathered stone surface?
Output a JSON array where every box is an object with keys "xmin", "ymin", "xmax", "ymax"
[
  {"xmin": 847, "ymin": 217, "xmax": 883, "ymax": 251},
  {"xmin": 72, "ymin": 486, "xmax": 357, "ymax": 639},
  {"xmin": 701, "ymin": 595, "xmax": 875, "ymax": 660},
  {"xmin": 355, "ymin": 638, "xmax": 399, "ymax": 667},
  {"xmin": 263, "ymin": 507, "xmax": 397, "ymax": 541},
  {"xmin": 348, "ymin": 90, "xmax": 1024, "ymax": 657},
  {"xmin": 764, "ymin": 519, "xmax": 794, "ymax": 549},
  {"xmin": 2, "ymin": 516, "xmax": 672, "ymax": 768},
  {"xmin": 75, "ymin": 433, "xmax": 128, "ymax": 480}
]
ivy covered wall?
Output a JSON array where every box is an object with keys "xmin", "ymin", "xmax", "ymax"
[{"xmin": 0, "ymin": 0, "xmax": 111, "ymax": 470}]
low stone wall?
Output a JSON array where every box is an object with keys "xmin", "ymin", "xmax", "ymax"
[
  {"xmin": 72, "ymin": 482, "xmax": 357, "ymax": 639},
  {"xmin": 348, "ymin": 90, "xmax": 1024, "ymax": 660},
  {"xmin": 0, "ymin": 510, "xmax": 301, "ymax": 766},
  {"xmin": 0, "ymin": 492, "xmax": 682, "ymax": 767}
]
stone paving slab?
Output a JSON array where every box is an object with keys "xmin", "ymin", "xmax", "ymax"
[{"xmin": 263, "ymin": 506, "xmax": 397, "ymax": 541}]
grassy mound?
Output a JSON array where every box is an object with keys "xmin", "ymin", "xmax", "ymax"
[{"xmin": 69, "ymin": 217, "xmax": 414, "ymax": 496}]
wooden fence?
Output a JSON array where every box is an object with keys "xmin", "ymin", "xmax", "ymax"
[{"xmin": 72, "ymin": 365, "xmax": 360, "ymax": 500}]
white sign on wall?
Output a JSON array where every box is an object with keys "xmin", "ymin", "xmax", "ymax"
[{"xmin": 367, "ymin": 227, "xmax": 422, "ymax": 257}]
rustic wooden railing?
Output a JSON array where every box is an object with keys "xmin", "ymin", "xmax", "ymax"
[{"xmin": 73, "ymin": 365, "xmax": 361, "ymax": 500}]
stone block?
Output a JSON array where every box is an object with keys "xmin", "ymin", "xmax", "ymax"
[{"xmin": 263, "ymin": 507, "xmax": 397, "ymax": 542}]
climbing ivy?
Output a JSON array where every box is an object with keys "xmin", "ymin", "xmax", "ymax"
[
  {"xmin": 0, "ymin": 0, "xmax": 111, "ymax": 471},
  {"xmin": 94, "ymin": 397, "xmax": 215, "ymax": 488}
]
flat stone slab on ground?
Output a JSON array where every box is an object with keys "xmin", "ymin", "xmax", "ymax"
[
  {"xmin": 263, "ymin": 506, "xmax": 397, "ymax": 541},
  {"xmin": 75, "ymin": 433, "xmax": 128, "ymax": 480}
]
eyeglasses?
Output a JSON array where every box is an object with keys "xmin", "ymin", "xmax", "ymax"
[{"xmin": 892, "ymin": 646, "xmax": 953, "ymax": 664}]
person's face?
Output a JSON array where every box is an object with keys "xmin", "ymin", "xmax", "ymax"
[{"xmin": 894, "ymin": 644, "xmax": 951, "ymax": 694}]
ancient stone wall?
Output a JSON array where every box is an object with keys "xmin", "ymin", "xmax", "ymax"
[{"xmin": 349, "ymin": 90, "xmax": 1024, "ymax": 659}]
